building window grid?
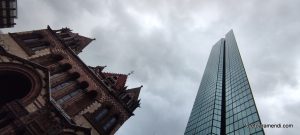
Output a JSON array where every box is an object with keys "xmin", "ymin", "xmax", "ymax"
[
  {"xmin": 187, "ymin": 107, "xmax": 214, "ymax": 129},
  {"xmin": 186, "ymin": 88, "xmax": 221, "ymax": 133},
  {"xmin": 56, "ymin": 89, "xmax": 83, "ymax": 105},
  {"xmin": 224, "ymin": 48, "xmax": 263, "ymax": 135},
  {"xmin": 190, "ymin": 95, "xmax": 215, "ymax": 118},
  {"xmin": 186, "ymin": 40, "xmax": 265, "ymax": 135},
  {"xmin": 51, "ymin": 81, "xmax": 75, "ymax": 92}
]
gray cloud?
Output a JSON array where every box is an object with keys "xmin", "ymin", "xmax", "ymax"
[{"xmin": 2, "ymin": 0, "xmax": 300, "ymax": 134}]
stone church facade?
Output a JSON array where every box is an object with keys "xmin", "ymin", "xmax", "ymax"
[{"xmin": 0, "ymin": 26, "xmax": 142, "ymax": 135}]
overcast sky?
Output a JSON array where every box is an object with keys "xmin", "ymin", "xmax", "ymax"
[{"xmin": 2, "ymin": 0, "xmax": 300, "ymax": 134}]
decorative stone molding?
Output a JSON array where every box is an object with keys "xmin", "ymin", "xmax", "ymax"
[{"xmin": 0, "ymin": 63, "xmax": 43, "ymax": 106}]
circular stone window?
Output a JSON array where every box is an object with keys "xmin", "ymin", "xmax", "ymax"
[{"xmin": 0, "ymin": 70, "xmax": 32, "ymax": 106}]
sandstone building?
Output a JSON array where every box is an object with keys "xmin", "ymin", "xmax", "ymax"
[{"xmin": 0, "ymin": 26, "xmax": 142, "ymax": 135}]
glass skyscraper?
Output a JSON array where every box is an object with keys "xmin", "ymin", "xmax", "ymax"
[{"xmin": 184, "ymin": 30, "xmax": 264, "ymax": 135}]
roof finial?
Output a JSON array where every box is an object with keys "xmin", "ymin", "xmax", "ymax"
[
  {"xmin": 61, "ymin": 27, "xmax": 72, "ymax": 32},
  {"xmin": 128, "ymin": 70, "xmax": 134, "ymax": 76}
]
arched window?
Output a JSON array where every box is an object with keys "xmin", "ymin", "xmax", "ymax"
[
  {"xmin": 21, "ymin": 33, "xmax": 49, "ymax": 51},
  {"xmin": 50, "ymin": 72, "xmax": 80, "ymax": 91},
  {"xmin": 103, "ymin": 116, "xmax": 117, "ymax": 132},
  {"xmin": 31, "ymin": 54, "xmax": 64, "ymax": 66},
  {"xmin": 50, "ymin": 72, "xmax": 65, "ymax": 80},
  {"xmin": 95, "ymin": 108, "xmax": 109, "ymax": 122},
  {"xmin": 56, "ymin": 89, "xmax": 82, "ymax": 105},
  {"xmin": 51, "ymin": 80, "xmax": 74, "ymax": 92},
  {"xmin": 0, "ymin": 70, "xmax": 32, "ymax": 106}
]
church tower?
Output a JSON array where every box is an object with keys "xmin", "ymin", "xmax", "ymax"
[{"xmin": 0, "ymin": 26, "xmax": 142, "ymax": 135}]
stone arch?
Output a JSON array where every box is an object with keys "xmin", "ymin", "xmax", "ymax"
[
  {"xmin": 79, "ymin": 81, "xmax": 89, "ymax": 89},
  {"xmin": 70, "ymin": 72, "xmax": 80, "ymax": 79},
  {"xmin": 0, "ymin": 63, "xmax": 43, "ymax": 106},
  {"xmin": 50, "ymin": 63, "xmax": 72, "ymax": 75}
]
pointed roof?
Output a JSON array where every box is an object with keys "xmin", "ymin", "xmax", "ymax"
[
  {"xmin": 77, "ymin": 35, "xmax": 95, "ymax": 51},
  {"xmin": 102, "ymin": 72, "xmax": 128, "ymax": 90},
  {"xmin": 67, "ymin": 33, "xmax": 95, "ymax": 53},
  {"xmin": 55, "ymin": 27, "xmax": 95, "ymax": 53},
  {"xmin": 126, "ymin": 85, "xmax": 142, "ymax": 101},
  {"xmin": 89, "ymin": 65, "xmax": 106, "ymax": 73}
]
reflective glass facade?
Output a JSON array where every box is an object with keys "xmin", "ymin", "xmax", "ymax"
[{"xmin": 184, "ymin": 30, "xmax": 264, "ymax": 135}]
